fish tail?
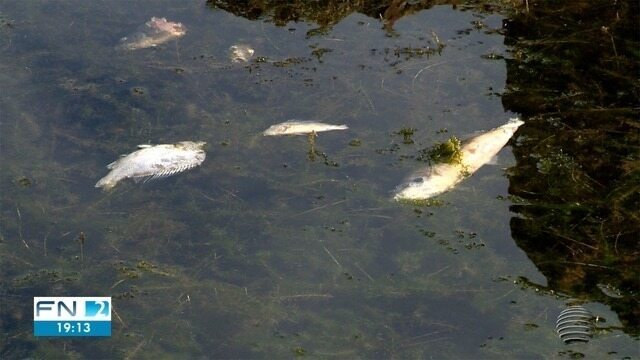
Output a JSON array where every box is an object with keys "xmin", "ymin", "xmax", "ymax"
[{"xmin": 508, "ymin": 117, "xmax": 524, "ymax": 126}]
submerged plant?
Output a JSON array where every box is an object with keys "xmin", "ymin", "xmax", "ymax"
[
  {"xmin": 395, "ymin": 127, "xmax": 417, "ymax": 144},
  {"xmin": 396, "ymin": 197, "xmax": 445, "ymax": 207}
]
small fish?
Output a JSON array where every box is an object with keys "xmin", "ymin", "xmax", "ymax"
[
  {"xmin": 95, "ymin": 141, "xmax": 206, "ymax": 190},
  {"xmin": 229, "ymin": 44, "xmax": 255, "ymax": 62},
  {"xmin": 596, "ymin": 283, "xmax": 624, "ymax": 299},
  {"xmin": 117, "ymin": 17, "xmax": 186, "ymax": 50},
  {"xmin": 394, "ymin": 118, "xmax": 524, "ymax": 201},
  {"xmin": 263, "ymin": 120, "xmax": 349, "ymax": 136}
]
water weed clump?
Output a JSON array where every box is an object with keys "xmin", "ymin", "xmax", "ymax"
[{"xmin": 418, "ymin": 136, "xmax": 463, "ymax": 165}]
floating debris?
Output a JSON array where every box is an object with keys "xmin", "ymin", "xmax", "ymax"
[
  {"xmin": 394, "ymin": 118, "xmax": 524, "ymax": 201},
  {"xmin": 556, "ymin": 305, "xmax": 594, "ymax": 343},
  {"xmin": 117, "ymin": 17, "xmax": 186, "ymax": 50},
  {"xmin": 95, "ymin": 141, "xmax": 206, "ymax": 190},
  {"xmin": 263, "ymin": 120, "xmax": 348, "ymax": 136},
  {"xmin": 596, "ymin": 283, "xmax": 624, "ymax": 299},
  {"xmin": 229, "ymin": 44, "xmax": 255, "ymax": 62}
]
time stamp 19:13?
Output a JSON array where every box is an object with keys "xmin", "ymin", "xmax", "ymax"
[{"xmin": 33, "ymin": 297, "xmax": 112, "ymax": 337}]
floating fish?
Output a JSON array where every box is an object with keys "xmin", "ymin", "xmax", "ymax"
[
  {"xmin": 117, "ymin": 17, "xmax": 186, "ymax": 50},
  {"xmin": 263, "ymin": 120, "xmax": 349, "ymax": 136},
  {"xmin": 394, "ymin": 118, "xmax": 524, "ymax": 201},
  {"xmin": 596, "ymin": 283, "xmax": 624, "ymax": 299},
  {"xmin": 95, "ymin": 141, "xmax": 206, "ymax": 190},
  {"xmin": 229, "ymin": 44, "xmax": 255, "ymax": 62}
]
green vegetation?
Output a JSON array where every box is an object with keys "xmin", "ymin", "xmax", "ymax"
[
  {"xmin": 395, "ymin": 127, "xmax": 417, "ymax": 144},
  {"xmin": 420, "ymin": 135, "xmax": 463, "ymax": 165},
  {"xmin": 396, "ymin": 198, "xmax": 446, "ymax": 207}
]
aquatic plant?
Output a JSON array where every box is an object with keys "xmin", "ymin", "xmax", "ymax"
[
  {"xmin": 395, "ymin": 127, "xmax": 417, "ymax": 145},
  {"xmin": 418, "ymin": 135, "xmax": 463, "ymax": 165}
]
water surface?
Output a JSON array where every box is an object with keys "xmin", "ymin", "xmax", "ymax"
[{"xmin": 1, "ymin": 1, "xmax": 637, "ymax": 358}]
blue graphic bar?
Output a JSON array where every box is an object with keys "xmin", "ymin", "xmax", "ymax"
[{"xmin": 34, "ymin": 321, "xmax": 111, "ymax": 337}]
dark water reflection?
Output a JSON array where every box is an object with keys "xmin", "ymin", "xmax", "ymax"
[
  {"xmin": 0, "ymin": 1, "xmax": 637, "ymax": 358},
  {"xmin": 502, "ymin": 0, "xmax": 639, "ymax": 336}
]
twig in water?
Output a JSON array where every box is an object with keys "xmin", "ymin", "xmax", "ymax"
[
  {"xmin": 174, "ymin": 40, "xmax": 181, "ymax": 64},
  {"xmin": 215, "ymin": 184, "xmax": 244, "ymax": 202},
  {"xmin": 425, "ymin": 265, "xmax": 450, "ymax": 279},
  {"xmin": 279, "ymin": 293, "xmax": 334, "ymax": 301},
  {"xmin": 556, "ymin": 261, "xmax": 613, "ymax": 270},
  {"xmin": 358, "ymin": 85, "xmax": 376, "ymax": 113},
  {"xmin": 547, "ymin": 229, "xmax": 598, "ymax": 250},
  {"xmin": 16, "ymin": 207, "xmax": 29, "ymax": 249},
  {"xmin": 351, "ymin": 213, "xmax": 393, "ymax": 219},
  {"xmin": 110, "ymin": 279, "xmax": 127, "ymax": 290},
  {"xmin": 294, "ymin": 199, "xmax": 347, "ymax": 217},
  {"xmin": 307, "ymin": 131, "xmax": 318, "ymax": 161},
  {"xmin": 403, "ymin": 336, "xmax": 451, "ymax": 349},
  {"xmin": 112, "ymin": 307, "xmax": 125, "ymax": 327},
  {"xmin": 43, "ymin": 228, "xmax": 51, "ymax": 256},
  {"xmin": 431, "ymin": 30, "xmax": 442, "ymax": 49},
  {"xmin": 490, "ymin": 288, "xmax": 516, "ymax": 302},
  {"xmin": 601, "ymin": 26, "xmax": 619, "ymax": 69},
  {"xmin": 261, "ymin": 21, "xmax": 280, "ymax": 51},
  {"xmin": 77, "ymin": 232, "xmax": 85, "ymax": 261},
  {"xmin": 125, "ymin": 339, "xmax": 147, "ymax": 360},
  {"xmin": 399, "ymin": 331, "xmax": 442, "ymax": 346},
  {"xmin": 323, "ymin": 246, "xmax": 342, "ymax": 268},
  {"xmin": 412, "ymin": 60, "xmax": 449, "ymax": 88},
  {"xmin": 354, "ymin": 262, "xmax": 374, "ymax": 282}
]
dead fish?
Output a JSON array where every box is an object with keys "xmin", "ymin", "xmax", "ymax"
[
  {"xmin": 394, "ymin": 118, "xmax": 524, "ymax": 201},
  {"xmin": 117, "ymin": 17, "xmax": 186, "ymax": 50},
  {"xmin": 596, "ymin": 283, "xmax": 624, "ymax": 299},
  {"xmin": 263, "ymin": 120, "xmax": 349, "ymax": 136},
  {"xmin": 229, "ymin": 44, "xmax": 255, "ymax": 62},
  {"xmin": 95, "ymin": 141, "xmax": 206, "ymax": 190}
]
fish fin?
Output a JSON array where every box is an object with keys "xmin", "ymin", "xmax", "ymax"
[
  {"xmin": 106, "ymin": 160, "xmax": 121, "ymax": 169},
  {"xmin": 136, "ymin": 164, "xmax": 195, "ymax": 183},
  {"xmin": 144, "ymin": 171, "xmax": 174, "ymax": 182},
  {"xmin": 134, "ymin": 173, "xmax": 167, "ymax": 183}
]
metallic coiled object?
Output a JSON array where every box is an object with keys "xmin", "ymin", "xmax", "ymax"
[{"xmin": 556, "ymin": 305, "xmax": 594, "ymax": 343}]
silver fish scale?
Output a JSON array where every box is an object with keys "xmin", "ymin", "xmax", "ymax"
[
  {"xmin": 95, "ymin": 141, "xmax": 206, "ymax": 190},
  {"xmin": 263, "ymin": 120, "xmax": 349, "ymax": 136}
]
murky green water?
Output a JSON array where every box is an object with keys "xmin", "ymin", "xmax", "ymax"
[{"xmin": 1, "ymin": 1, "xmax": 638, "ymax": 358}]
